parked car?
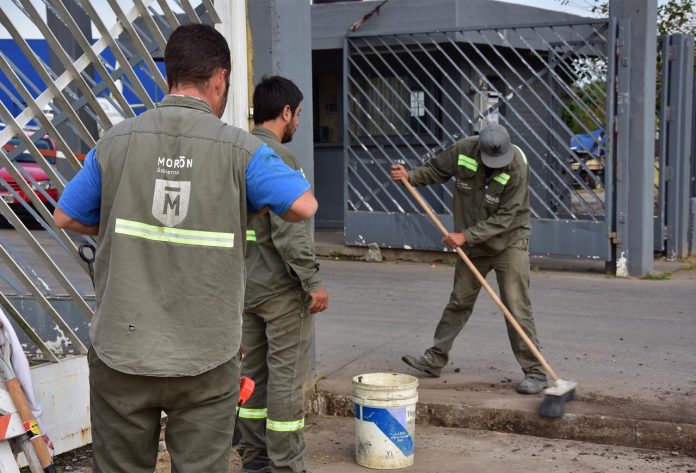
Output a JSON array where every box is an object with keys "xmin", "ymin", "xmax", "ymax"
[{"xmin": 0, "ymin": 134, "xmax": 59, "ymax": 214}]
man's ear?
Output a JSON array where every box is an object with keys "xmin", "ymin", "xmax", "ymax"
[
  {"xmin": 282, "ymin": 104, "xmax": 293, "ymax": 122},
  {"xmin": 217, "ymin": 68, "xmax": 228, "ymax": 91}
]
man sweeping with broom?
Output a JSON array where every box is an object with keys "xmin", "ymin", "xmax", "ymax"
[{"xmin": 391, "ymin": 123, "xmax": 547, "ymax": 395}]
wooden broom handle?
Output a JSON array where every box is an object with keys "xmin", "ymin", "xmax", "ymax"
[
  {"xmin": 400, "ymin": 176, "xmax": 559, "ymax": 381},
  {"xmin": 5, "ymin": 378, "xmax": 54, "ymax": 469}
]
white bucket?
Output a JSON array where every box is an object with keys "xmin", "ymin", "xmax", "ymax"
[{"xmin": 352, "ymin": 373, "xmax": 418, "ymax": 469}]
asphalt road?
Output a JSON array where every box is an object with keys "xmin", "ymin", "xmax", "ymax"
[
  {"xmin": 1, "ymin": 227, "xmax": 694, "ymax": 403},
  {"xmin": 314, "ymin": 258, "xmax": 696, "ymax": 405}
]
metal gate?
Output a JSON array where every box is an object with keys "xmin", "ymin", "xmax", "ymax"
[
  {"xmin": 654, "ymin": 34, "xmax": 694, "ymax": 258},
  {"xmin": 0, "ymin": 0, "xmax": 218, "ymax": 456},
  {"xmin": 343, "ymin": 19, "xmax": 616, "ymax": 260}
]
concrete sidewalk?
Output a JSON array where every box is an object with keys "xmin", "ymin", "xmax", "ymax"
[
  {"xmin": 308, "ymin": 252, "xmax": 696, "ymax": 457},
  {"xmin": 54, "ymin": 415, "xmax": 696, "ymax": 472},
  {"xmin": 303, "ymin": 416, "xmax": 695, "ymax": 472}
]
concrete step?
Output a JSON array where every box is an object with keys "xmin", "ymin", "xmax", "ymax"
[{"xmin": 310, "ymin": 379, "xmax": 696, "ymax": 457}]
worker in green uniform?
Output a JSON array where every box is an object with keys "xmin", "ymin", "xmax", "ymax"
[
  {"xmin": 53, "ymin": 25, "xmax": 317, "ymax": 473},
  {"xmin": 238, "ymin": 76, "xmax": 329, "ymax": 473},
  {"xmin": 391, "ymin": 124, "xmax": 547, "ymax": 394}
]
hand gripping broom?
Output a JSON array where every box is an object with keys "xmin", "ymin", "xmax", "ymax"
[{"xmin": 399, "ymin": 176, "xmax": 577, "ymax": 418}]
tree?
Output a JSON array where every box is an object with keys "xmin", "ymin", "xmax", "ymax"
[{"xmin": 557, "ymin": 0, "xmax": 696, "ymax": 35}]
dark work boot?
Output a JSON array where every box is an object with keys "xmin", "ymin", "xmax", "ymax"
[
  {"xmin": 242, "ymin": 453, "xmax": 271, "ymax": 473},
  {"xmin": 401, "ymin": 354, "xmax": 441, "ymax": 377},
  {"xmin": 516, "ymin": 376, "xmax": 547, "ymax": 394}
]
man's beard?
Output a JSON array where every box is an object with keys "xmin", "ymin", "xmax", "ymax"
[{"xmin": 281, "ymin": 122, "xmax": 295, "ymax": 144}]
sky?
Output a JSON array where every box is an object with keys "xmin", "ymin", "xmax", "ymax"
[
  {"xmin": 0, "ymin": 0, "xmax": 657, "ymax": 40},
  {"xmin": 514, "ymin": 0, "xmax": 597, "ymax": 16}
]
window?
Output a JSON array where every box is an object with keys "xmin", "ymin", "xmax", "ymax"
[
  {"xmin": 313, "ymin": 74, "xmax": 341, "ymax": 145},
  {"xmin": 410, "ymin": 90, "xmax": 425, "ymax": 117},
  {"xmin": 350, "ymin": 75, "xmax": 429, "ymax": 138}
]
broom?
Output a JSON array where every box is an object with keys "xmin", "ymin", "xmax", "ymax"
[{"xmin": 399, "ymin": 175, "xmax": 577, "ymax": 418}]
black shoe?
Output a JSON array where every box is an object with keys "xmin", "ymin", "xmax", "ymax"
[
  {"xmin": 242, "ymin": 455, "xmax": 271, "ymax": 473},
  {"xmin": 401, "ymin": 354, "xmax": 441, "ymax": 377}
]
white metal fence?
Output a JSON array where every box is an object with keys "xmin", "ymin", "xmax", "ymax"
[{"xmin": 0, "ymin": 0, "xmax": 219, "ymax": 456}]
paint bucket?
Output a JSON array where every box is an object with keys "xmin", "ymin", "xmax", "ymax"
[{"xmin": 352, "ymin": 373, "xmax": 418, "ymax": 469}]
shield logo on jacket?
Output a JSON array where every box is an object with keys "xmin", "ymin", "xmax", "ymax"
[{"xmin": 152, "ymin": 179, "xmax": 191, "ymax": 227}]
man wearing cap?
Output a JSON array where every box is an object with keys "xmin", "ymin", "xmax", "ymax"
[{"xmin": 390, "ymin": 123, "xmax": 546, "ymax": 394}]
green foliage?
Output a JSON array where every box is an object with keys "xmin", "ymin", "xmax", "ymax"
[
  {"xmin": 681, "ymin": 256, "xmax": 696, "ymax": 270},
  {"xmin": 656, "ymin": 0, "xmax": 696, "ymax": 35},
  {"xmin": 640, "ymin": 271, "xmax": 673, "ymax": 280},
  {"xmin": 558, "ymin": 0, "xmax": 696, "ymax": 35},
  {"xmin": 561, "ymin": 80, "xmax": 607, "ymax": 134}
]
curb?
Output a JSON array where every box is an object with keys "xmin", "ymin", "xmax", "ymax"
[
  {"xmin": 315, "ymin": 242, "xmax": 458, "ymax": 266},
  {"xmin": 308, "ymin": 390, "xmax": 696, "ymax": 457},
  {"xmin": 315, "ymin": 241, "xmax": 691, "ymax": 275}
]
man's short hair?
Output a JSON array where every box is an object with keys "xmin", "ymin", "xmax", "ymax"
[
  {"xmin": 253, "ymin": 76, "xmax": 303, "ymax": 124},
  {"xmin": 164, "ymin": 24, "xmax": 231, "ymax": 91}
]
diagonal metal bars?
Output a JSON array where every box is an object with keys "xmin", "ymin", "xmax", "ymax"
[
  {"xmin": 345, "ymin": 20, "xmax": 613, "ymax": 257},
  {"xmin": 0, "ymin": 1, "xmax": 218, "ymax": 361}
]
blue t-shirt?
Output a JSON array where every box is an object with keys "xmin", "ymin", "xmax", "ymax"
[{"xmin": 58, "ymin": 143, "xmax": 310, "ymax": 226}]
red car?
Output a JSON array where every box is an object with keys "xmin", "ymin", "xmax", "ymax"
[{"xmin": 0, "ymin": 134, "xmax": 59, "ymax": 212}]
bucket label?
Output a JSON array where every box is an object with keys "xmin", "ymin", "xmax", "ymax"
[{"xmin": 355, "ymin": 405, "xmax": 414, "ymax": 457}]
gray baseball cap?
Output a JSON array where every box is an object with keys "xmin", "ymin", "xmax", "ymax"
[{"xmin": 479, "ymin": 124, "xmax": 514, "ymax": 169}]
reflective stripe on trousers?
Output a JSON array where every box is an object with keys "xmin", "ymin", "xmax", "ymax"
[
  {"xmin": 266, "ymin": 418, "xmax": 305, "ymax": 432},
  {"xmin": 238, "ymin": 407, "xmax": 267, "ymax": 419},
  {"xmin": 238, "ymin": 407, "xmax": 305, "ymax": 432}
]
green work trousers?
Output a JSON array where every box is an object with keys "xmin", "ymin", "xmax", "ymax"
[
  {"xmin": 238, "ymin": 288, "xmax": 313, "ymax": 473},
  {"xmin": 424, "ymin": 240, "xmax": 546, "ymax": 379},
  {"xmin": 88, "ymin": 347, "xmax": 240, "ymax": 473}
]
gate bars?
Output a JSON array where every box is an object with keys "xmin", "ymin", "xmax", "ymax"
[
  {"xmin": 654, "ymin": 34, "xmax": 694, "ymax": 258},
  {"xmin": 344, "ymin": 19, "xmax": 616, "ymax": 259},
  {"xmin": 0, "ymin": 1, "xmax": 217, "ymax": 361}
]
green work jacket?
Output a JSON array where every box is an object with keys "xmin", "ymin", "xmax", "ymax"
[
  {"xmin": 408, "ymin": 136, "xmax": 531, "ymax": 255},
  {"xmin": 92, "ymin": 95, "xmax": 259, "ymax": 376},
  {"xmin": 244, "ymin": 127, "xmax": 321, "ymax": 309}
]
